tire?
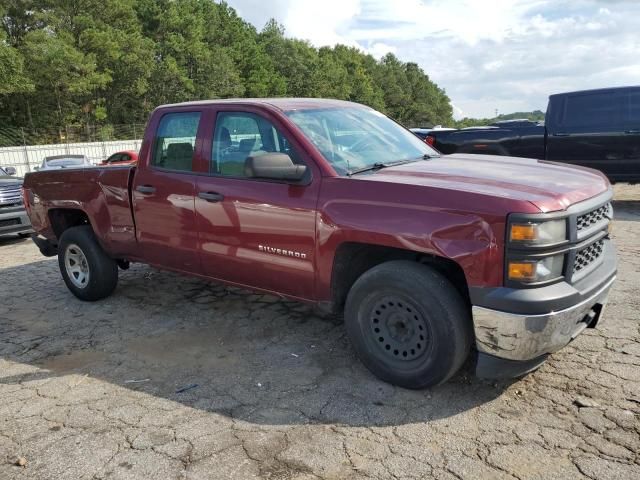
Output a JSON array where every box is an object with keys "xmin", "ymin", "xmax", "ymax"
[
  {"xmin": 57, "ymin": 225, "xmax": 118, "ymax": 301},
  {"xmin": 344, "ymin": 260, "xmax": 472, "ymax": 389}
]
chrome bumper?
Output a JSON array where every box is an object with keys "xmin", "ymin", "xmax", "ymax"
[
  {"xmin": 472, "ymin": 276, "xmax": 615, "ymax": 361},
  {"xmin": 0, "ymin": 204, "xmax": 32, "ymax": 235}
]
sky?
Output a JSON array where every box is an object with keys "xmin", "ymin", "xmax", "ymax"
[{"xmin": 223, "ymin": 0, "xmax": 640, "ymax": 119}]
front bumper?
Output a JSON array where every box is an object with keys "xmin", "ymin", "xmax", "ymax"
[
  {"xmin": 0, "ymin": 204, "xmax": 32, "ymax": 236},
  {"xmin": 471, "ymin": 239, "xmax": 616, "ymax": 377}
]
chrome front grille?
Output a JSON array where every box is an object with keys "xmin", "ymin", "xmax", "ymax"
[
  {"xmin": 0, "ymin": 184, "xmax": 22, "ymax": 207},
  {"xmin": 577, "ymin": 203, "xmax": 610, "ymax": 233},
  {"xmin": 574, "ymin": 239, "xmax": 605, "ymax": 274}
]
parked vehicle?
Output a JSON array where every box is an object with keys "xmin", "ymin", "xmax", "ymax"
[
  {"xmin": 100, "ymin": 150, "xmax": 139, "ymax": 166},
  {"xmin": 23, "ymin": 98, "xmax": 617, "ymax": 388},
  {"xmin": 0, "ymin": 166, "xmax": 32, "ymax": 238},
  {"xmin": 410, "ymin": 126, "xmax": 456, "ymax": 142},
  {"xmin": 38, "ymin": 154, "xmax": 93, "ymax": 171},
  {"xmin": 490, "ymin": 119, "xmax": 541, "ymax": 128},
  {"xmin": 426, "ymin": 86, "xmax": 640, "ymax": 182}
]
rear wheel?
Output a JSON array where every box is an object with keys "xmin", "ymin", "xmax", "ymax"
[
  {"xmin": 58, "ymin": 226, "xmax": 118, "ymax": 301},
  {"xmin": 344, "ymin": 261, "xmax": 472, "ymax": 389}
]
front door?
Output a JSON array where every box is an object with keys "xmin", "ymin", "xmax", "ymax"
[
  {"xmin": 195, "ymin": 109, "xmax": 320, "ymax": 300},
  {"xmin": 132, "ymin": 110, "xmax": 203, "ymax": 273}
]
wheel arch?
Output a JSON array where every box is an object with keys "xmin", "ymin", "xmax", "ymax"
[
  {"xmin": 48, "ymin": 208, "xmax": 94, "ymax": 241},
  {"xmin": 328, "ymin": 242, "xmax": 470, "ymax": 314}
]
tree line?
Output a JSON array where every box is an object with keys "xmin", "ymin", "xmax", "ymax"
[
  {"xmin": 0, "ymin": 0, "xmax": 453, "ymax": 141},
  {"xmin": 453, "ymin": 110, "xmax": 546, "ymax": 128}
]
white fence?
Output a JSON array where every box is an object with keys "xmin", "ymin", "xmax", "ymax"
[{"xmin": 0, "ymin": 139, "xmax": 143, "ymax": 177}]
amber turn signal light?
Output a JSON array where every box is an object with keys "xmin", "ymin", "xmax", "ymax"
[
  {"xmin": 510, "ymin": 224, "xmax": 537, "ymax": 242},
  {"xmin": 508, "ymin": 261, "xmax": 537, "ymax": 281}
]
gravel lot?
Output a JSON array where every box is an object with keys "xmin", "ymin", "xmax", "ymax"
[{"xmin": 1, "ymin": 185, "xmax": 639, "ymax": 480}]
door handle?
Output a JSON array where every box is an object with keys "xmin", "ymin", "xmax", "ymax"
[
  {"xmin": 624, "ymin": 129, "xmax": 640, "ymax": 134},
  {"xmin": 552, "ymin": 132, "xmax": 570, "ymax": 137},
  {"xmin": 136, "ymin": 185, "xmax": 156, "ymax": 194},
  {"xmin": 198, "ymin": 192, "xmax": 224, "ymax": 202}
]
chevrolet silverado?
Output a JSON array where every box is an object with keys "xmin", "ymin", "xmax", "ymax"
[{"xmin": 23, "ymin": 99, "xmax": 617, "ymax": 388}]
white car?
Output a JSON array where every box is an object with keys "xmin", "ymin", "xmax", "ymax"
[{"xmin": 38, "ymin": 154, "xmax": 93, "ymax": 171}]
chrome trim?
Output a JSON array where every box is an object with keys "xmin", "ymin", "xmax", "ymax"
[
  {"xmin": 0, "ymin": 184, "xmax": 22, "ymax": 206},
  {"xmin": 0, "ymin": 211, "xmax": 31, "ymax": 234},
  {"xmin": 472, "ymin": 275, "xmax": 616, "ymax": 361}
]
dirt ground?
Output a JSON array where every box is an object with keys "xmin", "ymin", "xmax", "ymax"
[{"xmin": 1, "ymin": 184, "xmax": 638, "ymax": 480}]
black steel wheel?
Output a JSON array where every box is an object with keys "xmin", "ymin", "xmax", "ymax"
[
  {"xmin": 368, "ymin": 295, "xmax": 432, "ymax": 363},
  {"xmin": 345, "ymin": 260, "xmax": 472, "ymax": 389}
]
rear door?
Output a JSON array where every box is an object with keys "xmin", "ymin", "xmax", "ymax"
[
  {"xmin": 194, "ymin": 106, "xmax": 320, "ymax": 300},
  {"xmin": 132, "ymin": 110, "xmax": 204, "ymax": 272},
  {"xmin": 545, "ymin": 90, "xmax": 627, "ymax": 178},
  {"xmin": 621, "ymin": 88, "xmax": 640, "ymax": 181}
]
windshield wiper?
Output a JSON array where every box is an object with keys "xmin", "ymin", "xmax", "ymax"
[
  {"xmin": 347, "ymin": 155, "xmax": 436, "ymax": 176},
  {"xmin": 347, "ymin": 162, "xmax": 389, "ymax": 176}
]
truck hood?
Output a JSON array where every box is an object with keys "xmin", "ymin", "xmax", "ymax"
[{"xmin": 359, "ymin": 154, "xmax": 609, "ymax": 212}]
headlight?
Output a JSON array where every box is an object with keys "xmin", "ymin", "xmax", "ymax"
[
  {"xmin": 509, "ymin": 219, "xmax": 567, "ymax": 246},
  {"xmin": 508, "ymin": 254, "xmax": 565, "ymax": 283}
]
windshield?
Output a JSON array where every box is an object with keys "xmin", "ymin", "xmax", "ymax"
[
  {"xmin": 0, "ymin": 167, "xmax": 6, "ymax": 175},
  {"xmin": 286, "ymin": 107, "xmax": 439, "ymax": 175},
  {"xmin": 44, "ymin": 157, "xmax": 86, "ymax": 167}
]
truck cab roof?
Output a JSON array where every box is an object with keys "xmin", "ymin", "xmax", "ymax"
[{"xmin": 158, "ymin": 97, "xmax": 366, "ymax": 112}]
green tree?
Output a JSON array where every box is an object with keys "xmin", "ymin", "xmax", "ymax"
[
  {"xmin": 0, "ymin": 0, "xmax": 454, "ymax": 134},
  {"xmin": 0, "ymin": 31, "xmax": 32, "ymax": 95},
  {"xmin": 21, "ymin": 29, "xmax": 110, "ymax": 126}
]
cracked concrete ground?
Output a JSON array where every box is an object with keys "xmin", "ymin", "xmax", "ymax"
[{"xmin": 1, "ymin": 184, "xmax": 639, "ymax": 480}]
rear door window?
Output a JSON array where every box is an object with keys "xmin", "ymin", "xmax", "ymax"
[
  {"xmin": 152, "ymin": 112, "xmax": 201, "ymax": 172},
  {"xmin": 561, "ymin": 91, "xmax": 625, "ymax": 129},
  {"xmin": 627, "ymin": 90, "xmax": 640, "ymax": 127}
]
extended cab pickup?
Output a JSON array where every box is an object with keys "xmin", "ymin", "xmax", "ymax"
[
  {"xmin": 23, "ymin": 98, "xmax": 617, "ymax": 388},
  {"xmin": 427, "ymin": 86, "xmax": 640, "ymax": 182}
]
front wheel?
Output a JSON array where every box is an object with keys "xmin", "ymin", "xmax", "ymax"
[
  {"xmin": 58, "ymin": 226, "xmax": 118, "ymax": 301},
  {"xmin": 345, "ymin": 261, "xmax": 472, "ymax": 389}
]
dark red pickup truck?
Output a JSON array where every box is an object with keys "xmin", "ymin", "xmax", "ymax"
[{"xmin": 23, "ymin": 99, "xmax": 617, "ymax": 388}]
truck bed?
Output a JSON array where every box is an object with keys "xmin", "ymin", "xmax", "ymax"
[
  {"xmin": 429, "ymin": 124, "xmax": 546, "ymax": 159},
  {"xmin": 23, "ymin": 166, "xmax": 137, "ymax": 256}
]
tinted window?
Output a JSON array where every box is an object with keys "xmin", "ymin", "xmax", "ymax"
[
  {"xmin": 153, "ymin": 112, "xmax": 201, "ymax": 171},
  {"xmin": 211, "ymin": 112, "xmax": 300, "ymax": 177},
  {"xmin": 108, "ymin": 154, "xmax": 123, "ymax": 163},
  {"xmin": 627, "ymin": 91, "xmax": 640, "ymax": 126},
  {"xmin": 562, "ymin": 92, "xmax": 624, "ymax": 128}
]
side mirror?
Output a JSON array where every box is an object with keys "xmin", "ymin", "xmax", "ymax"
[
  {"xmin": 245, "ymin": 153, "xmax": 307, "ymax": 182},
  {"xmin": 4, "ymin": 166, "xmax": 16, "ymax": 175}
]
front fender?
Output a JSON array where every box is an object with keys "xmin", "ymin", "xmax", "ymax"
[{"xmin": 315, "ymin": 183, "xmax": 508, "ymax": 301}]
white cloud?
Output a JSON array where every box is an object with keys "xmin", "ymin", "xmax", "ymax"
[
  {"xmin": 282, "ymin": 0, "xmax": 360, "ymax": 47},
  {"xmin": 367, "ymin": 42, "xmax": 397, "ymax": 59},
  {"xmin": 224, "ymin": 0, "xmax": 640, "ymax": 118}
]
